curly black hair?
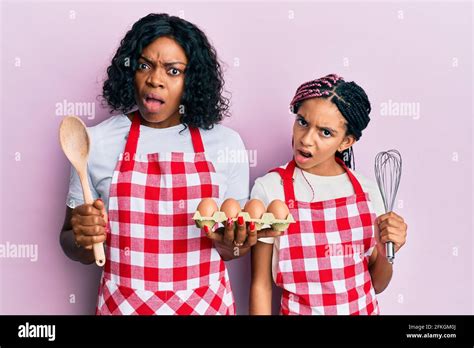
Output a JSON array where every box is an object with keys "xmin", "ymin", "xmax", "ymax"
[{"xmin": 102, "ymin": 13, "xmax": 230, "ymax": 129}]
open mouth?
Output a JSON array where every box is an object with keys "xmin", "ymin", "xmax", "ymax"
[
  {"xmin": 145, "ymin": 95, "xmax": 165, "ymax": 104},
  {"xmin": 143, "ymin": 93, "xmax": 165, "ymax": 113},
  {"xmin": 298, "ymin": 149, "xmax": 313, "ymax": 158}
]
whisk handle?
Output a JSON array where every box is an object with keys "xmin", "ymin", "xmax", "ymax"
[{"xmin": 386, "ymin": 241, "xmax": 395, "ymax": 264}]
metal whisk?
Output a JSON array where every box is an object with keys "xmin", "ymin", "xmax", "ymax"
[{"xmin": 374, "ymin": 149, "xmax": 402, "ymax": 264}]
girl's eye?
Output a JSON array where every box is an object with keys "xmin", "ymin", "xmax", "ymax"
[
  {"xmin": 138, "ymin": 62, "xmax": 150, "ymax": 70},
  {"xmin": 297, "ymin": 117, "xmax": 308, "ymax": 127},
  {"xmin": 168, "ymin": 68, "xmax": 181, "ymax": 76},
  {"xmin": 321, "ymin": 129, "xmax": 332, "ymax": 138}
]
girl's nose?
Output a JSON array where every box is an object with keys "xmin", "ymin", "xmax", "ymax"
[{"xmin": 299, "ymin": 130, "xmax": 314, "ymax": 147}]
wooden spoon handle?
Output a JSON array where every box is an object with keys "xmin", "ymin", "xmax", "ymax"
[
  {"xmin": 93, "ymin": 243, "xmax": 106, "ymax": 267},
  {"xmin": 79, "ymin": 169, "xmax": 106, "ymax": 267}
]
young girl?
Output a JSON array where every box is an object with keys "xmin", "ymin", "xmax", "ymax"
[
  {"xmin": 250, "ymin": 74, "xmax": 408, "ymax": 315},
  {"xmin": 60, "ymin": 13, "xmax": 255, "ymax": 315}
]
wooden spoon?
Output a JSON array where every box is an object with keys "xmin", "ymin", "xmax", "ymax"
[{"xmin": 59, "ymin": 116, "xmax": 106, "ymax": 267}]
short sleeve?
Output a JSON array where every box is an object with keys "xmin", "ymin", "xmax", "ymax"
[
  {"xmin": 251, "ymin": 179, "xmax": 275, "ymax": 245},
  {"xmin": 366, "ymin": 187, "xmax": 384, "ymax": 258},
  {"xmin": 66, "ymin": 164, "xmax": 99, "ymax": 209},
  {"xmin": 354, "ymin": 171, "xmax": 386, "ymax": 218},
  {"xmin": 346, "ymin": 172, "xmax": 384, "ymax": 258},
  {"xmin": 368, "ymin": 185, "xmax": 386, "ymax": 218},
  {"xmin": 223, "ymin": 133, "xmax": 250, "ymax": 202}
]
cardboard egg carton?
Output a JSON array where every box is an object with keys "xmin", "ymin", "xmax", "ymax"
[
  {"xmin": 192, "ymin": 211, "xmax": 227, "ymax": 229},
  {"xmin": 193, "ymin": 210, "xmax": 295, "ymax": 232},
  {"xmin": 237, "ymin": 212, "xmax": 295, "ymax": 232}
]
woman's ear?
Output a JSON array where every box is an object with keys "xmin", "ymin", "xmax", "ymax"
[{"xmin": 338, "ymin": 135, "xmax": 356, "ymax": 152}]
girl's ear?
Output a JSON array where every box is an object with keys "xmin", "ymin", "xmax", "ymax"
[{"xmin": 338, "ymin": 135, "xmax": 356, "ymax": 152}]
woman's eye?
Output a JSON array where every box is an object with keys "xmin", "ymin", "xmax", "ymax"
[
  {"xmin": 168, "ymin": 68, "xmax": 181, "ymax": 76},
  {"xmin": 321, "ymin": 129, "xmax": 332, "ymax": 138},
  {"xmin": 297, "ymin": 118, "xmax": 307, "ymax": 127},
  {"xmin": 138, "ymin": 63, "xmax": 149, "ymax": 70}
]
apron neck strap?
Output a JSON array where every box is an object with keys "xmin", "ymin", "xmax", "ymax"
[
  {"xmin": 121, "ymin": 111, "xmax": 206, "ymax": 171},
  {"xmin": 123, "ymin": 111, "xmax": 141, "ymax": 157},
  {"xmin": 120, "ymin": 111, "xmax": 141, "ymax": 172},
  {"xmin": 189, "ymin": 127, "xmax": 205, "ymax": 153},
  {"xmin": 334, "ymin": 157, "xmax": 364, "ymax": 195},
  {"xmin": 270, "ymin": 157, "xmax": 365, "ymax": 203},
  {"xmin": 269, "ymin": 159, "xmax": 297, "ymax": 203},
  {"xmin": 125, "ymin": 112, "xmax": 205, "ymax": 154}
]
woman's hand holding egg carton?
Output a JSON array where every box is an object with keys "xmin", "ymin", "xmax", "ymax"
[
  {"xmin": 240, "ymin": 199, "xmax": 295, "ymax": 232},
  {"xmin": 193, "ymin": 198, "xmax": 294, "ymax": 248}
]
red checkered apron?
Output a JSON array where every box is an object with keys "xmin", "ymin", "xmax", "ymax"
[
  {"xmin": 270, "ymin": 158, "xmax": 379, "ymax": 315},
  {"xmin": 95, "ymin": 112, "xmax": 235, "ymax": 315}
]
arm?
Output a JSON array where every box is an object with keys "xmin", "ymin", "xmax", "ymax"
[
  {"xmin": 249, "ymin": 241, "xmax": 273, "ymax": 315},
  {"xmin": 368, "ymin": 247, "xmax": 393, "ymax": 294}
]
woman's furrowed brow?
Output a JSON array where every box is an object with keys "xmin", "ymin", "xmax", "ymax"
[
  {"xmin": 139, "ymin": 55, "xmax": 155, "ymax": 65},
  {"xmin": 139, "ymin": 56, "xmax": 186, "ymax": 66},
  {"xmin": 163, "ymin": 61, "xmax": 187, "ymax": 66}
]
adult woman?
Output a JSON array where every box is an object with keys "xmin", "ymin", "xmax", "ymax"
[{"xmin": 60, "ymin": 13, "xmax": 258, "ymax": 315}]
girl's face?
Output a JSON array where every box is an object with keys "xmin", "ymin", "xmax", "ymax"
[
  {"xmin": 134, "ymin": 36, "xmax": 188, "ymax": 128},
  {"xmin": 293, "ymin": 98, "xmax": 355, "ymax": 175}
]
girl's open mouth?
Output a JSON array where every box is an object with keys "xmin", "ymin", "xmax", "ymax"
[
  {"xmin": 298, "ymin": 150, "xmax": 312, "ymax": 158},
  {"xmin": 295, "ymin": 149, "xmax": 313, "ymax": 164}
]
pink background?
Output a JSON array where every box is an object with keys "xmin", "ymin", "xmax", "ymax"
[{"xmin": 0, "ymin": 0, "xmax": 472, "ymax": 314}]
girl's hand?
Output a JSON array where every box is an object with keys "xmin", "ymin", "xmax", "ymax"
[
  {"xmin": 70, "ymin": 199, "xmax": 108, "ymax": 249},
  {"xmin": 376, "ymin": 211, "xmax": 407, "ymax": 254}
]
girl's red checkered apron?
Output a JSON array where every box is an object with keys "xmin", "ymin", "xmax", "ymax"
[
  {"xmin": 270, "ymin": 158, "xmax": 379, "ymax": 315},
  {"xmin": 96, "ymin": 112, "xmax": 235, "ymax": 315}
]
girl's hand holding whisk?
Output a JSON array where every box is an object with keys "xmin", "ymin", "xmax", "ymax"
[{"xmin": 375, "ymin": 211, "xmax": 408, "ymax": 254}]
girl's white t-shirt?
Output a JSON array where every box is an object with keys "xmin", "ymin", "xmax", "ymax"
[
  {"xmin": 66, "ymin": 114, "xmax": 250, "ymax": 209},
  {"xmin": 251, "ymin": 162, "xmax": 386, "ymax": 282}
]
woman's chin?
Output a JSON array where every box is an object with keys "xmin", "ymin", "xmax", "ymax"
[
  {"xmin": 138, "ymin": 107, "xmax": 182, "ymax": 126},
  {"xmin": 138, "ymin": 110, "xmax": 170, "ymax": 124},
  {"xmin": 143, "ymin": 114, "xmax": 165, "ymax": 123},
  {"xmin": 138, "ymin": 109, "xmax": 164, "ymax": 121}
]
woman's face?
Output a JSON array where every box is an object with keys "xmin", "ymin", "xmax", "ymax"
[
  {"xmin": 293, "ymin": 98, "xmax": 355, "ymax": 174},
  {"xmin": 134, "ymin": 36, "xmax": 188, "ymax": 127}
]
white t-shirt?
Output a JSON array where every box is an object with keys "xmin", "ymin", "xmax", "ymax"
[
  {"xmin": 251, "ymin": 162, "xmax": 386, "ymax": 282},
  {"xmin": 66, "ymin": 114, "xmax": 250, "ymax": 209}
]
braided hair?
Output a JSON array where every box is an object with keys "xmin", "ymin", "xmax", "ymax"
[{"xmin": 290, "ymin": 74, "xmax": 371, "ymax": 169}]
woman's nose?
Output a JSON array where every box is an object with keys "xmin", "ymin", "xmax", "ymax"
[{"xmin": 146, "ymin": 69, "xmax": 165, "ymax": 88}]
